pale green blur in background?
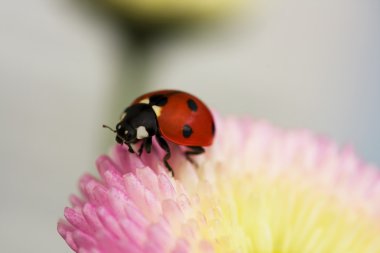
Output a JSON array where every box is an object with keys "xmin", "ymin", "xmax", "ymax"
[{"xmin": 0, "ymin": 0, "xmax": 379, "ymax": 252}]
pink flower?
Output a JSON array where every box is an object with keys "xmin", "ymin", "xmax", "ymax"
[{"xmin": 58, "ymin": 116, "xmax": 380, "ymax": 252}]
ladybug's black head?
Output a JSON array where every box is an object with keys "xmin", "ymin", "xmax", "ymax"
[
  {"xmin": 115, "ymin": 122, "xmax": 136, "ymax": 144},
  {"xmin": 106, "ymin": 103, "xmax": 158, "ymax": 145}
]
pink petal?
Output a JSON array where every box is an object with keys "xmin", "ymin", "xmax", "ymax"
[{"xmin": 64, "ymin": 207, "xmax": 91, "ymax": 234}]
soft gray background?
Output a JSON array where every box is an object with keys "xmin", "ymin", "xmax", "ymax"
[{"xmin": 0, "ymin": 0, "xmax": 379, "ymax": 252}]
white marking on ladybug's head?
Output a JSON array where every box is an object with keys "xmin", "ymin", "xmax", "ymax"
[
  {"xmin": 136, "ymin": 126, "xmax": 149, "ymax": 139},
  {"xmin": 152, "ymin": 105, "xmax": 162, "ymax": 117},
  {"xmin": 120, "ymin": 112, "xmax": 127, "ymax": 120},
  {"xmin": 140, "ymin": 98, "xmax": 150, "ymax": 104},
  {"xmin": 124, "ymin": 130, "xmax": 129, "ymax": 135}
]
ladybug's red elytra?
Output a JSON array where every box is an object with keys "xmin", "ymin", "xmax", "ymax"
[{"xmin": 103, "ymin": 90, "xmax": 215, "ymax": 175}]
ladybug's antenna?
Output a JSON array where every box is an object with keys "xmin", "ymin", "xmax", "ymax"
[
  {"xmin": 102, "ymin": 124, "xmax": 116, "ymax": 133},
  {"xmin": 102, "ymin": 124, "xmax": 129, "ymax": 145}
]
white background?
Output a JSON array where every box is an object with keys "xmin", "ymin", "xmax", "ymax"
[{"xmin": 0, "ymin": 0, "xmax": 379, "ymax": 252}]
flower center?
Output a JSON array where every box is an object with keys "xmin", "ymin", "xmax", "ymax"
[{"xmin": 194, "ymin": 169, "xmax": 380, "ymax": 253}]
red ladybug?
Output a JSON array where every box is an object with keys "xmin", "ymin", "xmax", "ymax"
[{"xmin": 103, "ymin": 90, "xmax": 215, "ymax": 175}]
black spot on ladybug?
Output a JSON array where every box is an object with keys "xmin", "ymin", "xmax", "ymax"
[
  {"xmin": 182, "ymin": 124, "xmax": 193, "ymax": 138},
  {"xmin": 211, "ymin": 122, "xmax": 215, "ymax": 136},
  {"xmin": 187, "ymin": 99, "xmax": 198, "ymax": 112},
  {"xmin": 150, "ymin": 95, "xmax": 168, "ymax": 106}
]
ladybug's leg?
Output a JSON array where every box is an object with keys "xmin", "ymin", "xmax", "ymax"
[
  {"xmin": 126, "ymin": 143, "xmax": 135, "ymax": 153},
  {"xmin": 156, "ymin": 135, "xmax": 173, "ymax": 176},
  {"xmin": 144, "ymin": 137, "xmax": 152, "ymax": 154},
  {"xmin": 184, "ymin": 146, "xmax": 205, "ymax": 166},
  {"xmin": 137, "ymin": 137, "xmax": 152, "ymax": 156},
  {"xmin": 137, "ymin": 141, "xmax": 145, "ymax": 156}
]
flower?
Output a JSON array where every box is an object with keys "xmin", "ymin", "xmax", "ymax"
[
  {"xmin": 58, "ymin": 116, "xmax": 380, "ymax": 252},
  {"xmin": 101, "ymin": 0, "xmax": 243, "ymax": 23}
]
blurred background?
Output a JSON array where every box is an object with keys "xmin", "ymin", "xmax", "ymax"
[{"xmin": 0, "ymin": 0, "xmax": 379, "ymax": 252}]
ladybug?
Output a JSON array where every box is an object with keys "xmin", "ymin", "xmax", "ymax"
[{"xmin": 103, "ymin": 90, "xmax": 215, "ymax": 175}]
